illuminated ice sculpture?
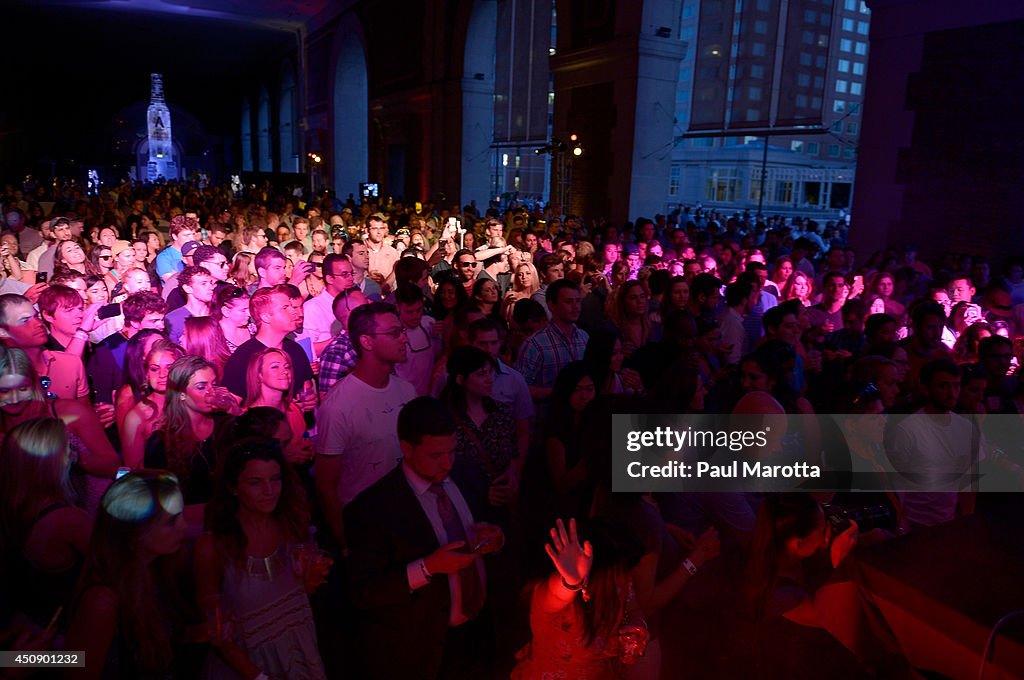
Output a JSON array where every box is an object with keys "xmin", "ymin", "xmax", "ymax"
[{"xmin": 146, "ymin": 73, "xmax": 178, "ymax": 182}]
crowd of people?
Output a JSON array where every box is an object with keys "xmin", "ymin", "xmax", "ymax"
[{"xmin": 0, "ymin": 177, "xmax": 1021, "ymax": 679}]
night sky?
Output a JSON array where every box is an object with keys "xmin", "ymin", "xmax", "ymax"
[{"xmin": 0, "ymin": 0, "xmax": 297, "ymax": 179}]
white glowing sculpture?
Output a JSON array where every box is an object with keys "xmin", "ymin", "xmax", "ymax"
[{"xmin": 146, "ymin": 74, "xmax": 178, "ymax": 182}]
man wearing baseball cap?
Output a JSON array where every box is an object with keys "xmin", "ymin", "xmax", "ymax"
[
  {"xmin": 161, "ymin": 240, "xmax": 201, "ymax": 302},
  {"xmin": 105, "ymin": 240, "xmax": 137, "ymax": 292}
]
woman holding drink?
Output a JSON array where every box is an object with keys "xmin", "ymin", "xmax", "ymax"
[{"xmin": 195, "ymin": 438, "xmax": 330, "ymax": 680}]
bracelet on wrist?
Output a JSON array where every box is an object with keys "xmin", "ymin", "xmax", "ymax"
[
  {"xmin": 561, "ymin": 575, "xmax": 586, "ymax": 592},
  {"xmin": 682, "ymin": 558, "xmax": 698, "ymax": 576}
]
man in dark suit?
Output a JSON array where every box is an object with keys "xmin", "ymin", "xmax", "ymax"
[{"xmin": 345, "ymin": 397, "xmax": 504, "ymax": 679}]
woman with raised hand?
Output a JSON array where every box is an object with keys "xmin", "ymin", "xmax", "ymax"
[
  {"xmin": 501, "ymin": 262, "xmax": 540, "ymax": 324},
  {"xmin": 512, "ymin": 518, "xmax": 649, "ymax": 680}
]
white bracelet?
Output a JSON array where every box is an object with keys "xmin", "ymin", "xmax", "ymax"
[
  {"xmin": 74, "ymin": 329, "xmax": 90, "ymax": 341},
  {"xmin": 682, "ymin": 558, "xmax": 698, "ymax": 576}
]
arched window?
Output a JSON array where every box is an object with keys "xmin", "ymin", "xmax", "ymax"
[
  {"xmin": 279, "ymin": 69, "xmax": 298, "ymax": 173},
  {"xmin": 241, "ymin": 98, "xmax": 253, "ymax": 171},
  {"xmin": 333, "ymin": 34, "xmax": 368, "ymax": 200},
  {"xmin": 257, "ymin": 87, "xmax": 272, "ymax": 172}
]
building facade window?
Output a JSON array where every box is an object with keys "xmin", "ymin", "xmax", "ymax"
[
  {"xmin": 791, "ymin": 140, "xmax": 804, "ymax": 152},
  {"xmin": 807, "ymin": 142, "xmax": 819, "ymax": 154},
  {"xmin": 836, "ymin": 79, "xmax": 848, "ymax": 93},
  {"xmin": 853, "ymin": 62, "xmax": 866, "ymax": 75},
  {"xmin": 855, "ymin": 41, "xmax": 868, "ymax": 55},
  {"xmin": 828, "ymin": 144, "xmax": 841, "ymax": 157},
  {"xmin": 707, "ymin": 169, "xmax": 741, "ymax": 202},
  {"xmin": 838, "ymin": 59, "xmax": 850, "ymax": 72},
  {"xmin": 840, "ymin": 38, "xmax": 852, "ymax": 52},
  {"xmin": 776, "ymin": 181, "xmax": 794, "ymax": 204},
  {"xmin": 850, "ymin": 82, "xmax": 863, "ymax": 95},
  {"xmin": 833, "ymin": 99, "xmax": 846, "ymax": 113},
  {"xmin": 669, "ymin": 165, "xmax": 680, "ymax": 196}
]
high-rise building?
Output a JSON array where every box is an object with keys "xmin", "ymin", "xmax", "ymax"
[
  {"xmin": 146, "ymin": 73, "xmax": 178, "ymax": 182},
  {"xmin": 667, "ymin": 0, "xmax": 871, "ymax": 217}
]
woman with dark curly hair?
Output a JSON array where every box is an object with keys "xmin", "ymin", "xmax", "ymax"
[{"xmin": 195, "ymin": 438, "xmax": 328, "ymax": 680}]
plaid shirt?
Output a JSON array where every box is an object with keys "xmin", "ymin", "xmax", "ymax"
[
  {"xmin": 515, "ymin": 322, "xmax": 589, "ymax": 388},
  {"xmin": 318, "ymin": 330, "xmax": 358, "ymax": 396}
]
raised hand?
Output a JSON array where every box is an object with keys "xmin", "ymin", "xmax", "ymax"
[
  {"xmin": 690, "ymin": 526, "xmax": 720, "ymax": 568},
  {"xmin": 544, "ymin": 518, "xmax": 593, "ymax": 586}
]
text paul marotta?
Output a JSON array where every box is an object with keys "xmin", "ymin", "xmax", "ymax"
[
  {"xmin": 623, "ymin": 427, "xmax": 820, "ymax": 479},
  {"xmin": 625, "ymin": 460, "xmax": 821, "ymax": 479}
]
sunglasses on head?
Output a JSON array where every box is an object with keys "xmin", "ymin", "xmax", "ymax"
[{"xmin": 852, "ymin": 382, "xmax": 880, "ymax": 406}]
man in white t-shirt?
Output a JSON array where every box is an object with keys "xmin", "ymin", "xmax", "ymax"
[
  {"xmin": 315, "ymin": 302, "xmax": 417, "ymax": 548},
  {"xmin": 886, "ymin": 358, "xmax": 979, "ymax": 529}
]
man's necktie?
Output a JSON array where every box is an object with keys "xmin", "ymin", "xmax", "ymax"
[{"xmin": 430, "ymin": 483, "xmax": 484, "ymax": 620}]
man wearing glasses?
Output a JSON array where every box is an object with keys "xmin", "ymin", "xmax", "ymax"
[
  {"xmin": 299, "ymin": 253, "xmax": 355, "ymax": 356},
  {"xmin": 452, "ymin": 248, "xmax": 480, "ymax": 297},
  {"xmin": 316, "ymin": 302, "xmax": 417, "ymax": 549}
]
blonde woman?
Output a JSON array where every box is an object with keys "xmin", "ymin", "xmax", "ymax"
[
  {"xmin": 242, "ymin": 348, "xmax": 314, "ymax": 465},
  {"xmin": 0, "ymin": 417, "xmax": 92, "ymax": 629},
  {"xmin": 502, "ymin": 261, "xmax": 541, "ymax": 323}
]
